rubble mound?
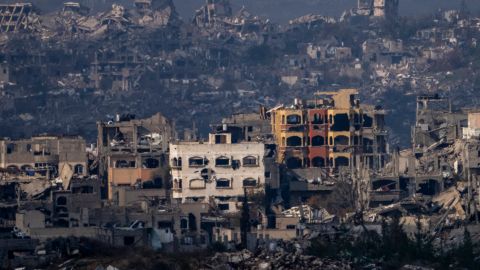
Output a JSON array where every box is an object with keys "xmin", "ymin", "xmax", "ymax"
[{"xmin": 204, "ymin": 242, "xmax": 351, "ymax": 270}]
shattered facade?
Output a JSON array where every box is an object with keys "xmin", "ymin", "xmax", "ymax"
[
  {"xmin": 96, "ymin": 113, "xmax": 175, "ymax": 200},
  {"xmin": 0, "ymin": 3, "xmax": 38, "ymax": 33},
  {"xmin": 170, "ymin": 132, "xmax": 274, "ymax": 213},
  {"xmin": 270, "ymin": 89, "xmax": 388, "ymax": 171},
  {"xmin": 211, "ymin": 108, "xmax": 273, "ymax": 143},
  {"xmin": 0, "ymin": 135, "xmax": 87, "ymax": 179},
  {"xmin": 413, "ymin": 95, "xmax": 466, "ymax": 156}
]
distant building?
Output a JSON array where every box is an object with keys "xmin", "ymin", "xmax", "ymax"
[
  {"xmin": 357, "ymin": 0, "xmax": 399, "ymax": 19},
  {"xmin": 193, "ymin": 0, "xmax": 232, "ymax": 26}
]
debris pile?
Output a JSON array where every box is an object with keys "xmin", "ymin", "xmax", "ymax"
[{"xmin": 205, "ymin": 242, "xmax": 351, "ymax": 270}]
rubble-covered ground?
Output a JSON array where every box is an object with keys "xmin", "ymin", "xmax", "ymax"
[
  {"xmin": 29, "ymin": 220, "xmax": 479, "ymax": 270},
  {"xmin": 1, "ymin": 2, "xmax": 480, "ymax": 147}
]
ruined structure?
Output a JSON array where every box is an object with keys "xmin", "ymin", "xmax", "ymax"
[
  {"xmin": 211, "ymin": 108, "xmax": 273, "ymax": 143},
  {"xmin": 413, "ymin": 95, "xmax": 466, "ymax": 156},
  {"xmin": 0, "ymin": 135, "xmax": 87, "ymax": 180},
  {"xmin": 194, "ymin": 0, "xmax": 232, "ymax": 26},
  {"xmin": 170, "ymin": 132, "xmax": 277, "ymax": 213},
  {"xmin": 0, "ymin": 3, "xmax": 38, "ymax": 33},
  {"xmin": 270, "ymin": 89, "xmax": 388, "ymax": 171},
  {"xmin": 97, "ymin": 113, "xmax": 175, "ymax": 200}
]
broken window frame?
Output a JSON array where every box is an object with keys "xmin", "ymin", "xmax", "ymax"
[
  {"xmin": 242, "ymin": 156, "xmax": 258, "ymax": 167},
  {"xmin": 242, "ymin": 178, "xmax": 258, "ymax": 188},
  {"xmin": 189, "ymin": 156, "xmax": 206, "ymax": 167}
]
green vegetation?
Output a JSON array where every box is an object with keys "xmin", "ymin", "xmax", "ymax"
[{"xmin": 307, "ymin": 218, "xmax": 479, "ymax": 269}]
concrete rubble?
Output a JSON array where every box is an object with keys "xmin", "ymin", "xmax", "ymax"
[
  {"xmin": 205, "ymin": 241, "xmax": 351, "ymax": 270},
  {"xmin": 0, "ymin": 1, "xmax": 480, "ymax": 269}
]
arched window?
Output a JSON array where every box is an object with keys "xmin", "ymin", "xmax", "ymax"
[
  {"xmin": 172, "ymin": 157, "xmax": 183, "ymax": 168},
  {"xmin": 334, "ymin": 135, "xmax": 349, "ymax": 146},
  {"xmin": 189, "ymin": 157, "xmax": 205, "ymax": 167},
  {"xmin": 243, "ymin": 178, "xmax": 257, "ymax": 187},
  {"xmin": 286, "ymin": 114, "xmax": 301, "ymax": 124},
  {"xmin": 286, "ymin": 136, "xmax": 302, "ymax": 147},
  {"xmin": 215, "ymin": 156, "xmax": 230, "ymax": 167},
  {"xmin": 243, "ymin": 156, "xmax": 257, "ymax": 166},
  {"xmin": 6, "ymin": 165, "xmax": 19, "ymax": 174},
  {"xmin": 312, "ymin": 113, "xmax": 323, "ymax": 124},
  {"xmin": 281, "ymin": 115, "xmax": 285, "ymax": 124},
  {"xmin": 216, "ymin": 178, "xmax": 231, "ymax": 189},
  {"xmin": 311, "ymin": 136, "xmax": 324, "ymax": 146}
]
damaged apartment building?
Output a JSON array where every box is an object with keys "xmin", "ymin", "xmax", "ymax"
[
  {"xmin": 270, "ymin": 89, "xmax": 388, "ymax": 171},
  {"xmin": 0, "ymin": 135, "xmax": 88, "ymax": 237},
  {"xmin": 362, "ymin": 95, "xmax": 469, "ymax": 208},
  {"xmin": 170, "ymin": 131, "xmax": 278, "ymax": 213},
  {"xmin": 0, "ymin": 135, "xmax": 87, "ymax": 179},
  {"xmin": 268, "ymin": 89, "xmax": 389, "ymax": 205},
  {"xmin": 211, "ymin": 107, "xmax": 273, "ymax": 143},
  {"xmin": 97, "ymin": 113, "xmax": 176, "ymax": 204}
]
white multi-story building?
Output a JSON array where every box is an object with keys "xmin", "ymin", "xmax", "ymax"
[{"xmin": 170, "ymin": 132, "xmax": 268, "ymax": 213}]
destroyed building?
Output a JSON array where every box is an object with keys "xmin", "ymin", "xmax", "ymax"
[
  {"xmin": 0, "ymin": 135, "xmax": 87, "ymax": 179},
  {"xmin": 211, "ymin": 108, "xmax": 273, "ymax": 143},
  {"xmin": 0, "ymin": 3, "xmax": 39, "ymax": 33},
  {"xmin": 96, "ymin": 113, "xmax": 175, "ymax": 201},
  {"xmin": 170, "ymin": 131, "xmax": 278, "ymax": 213},
  {"xmin": 270, "ymin": 89, "xmax": 388, "ymax": 171},
  {"xmin": 413, "ymin": 95, "xmax": 467, "ymax": 157},
  {"xmin": 2, "ymin": 1, "xmax": 480, "ymax": 268},
  {"xmin": 194, "ymin": 0, "xmax": 232, "ymax": 26}
]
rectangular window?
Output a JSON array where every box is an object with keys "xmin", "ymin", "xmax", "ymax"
[
  {"xmin": 265, "ymin": 172, "xmax": 271, "ymax": 178},
  {"xmin": 218, "ymin": 203, "xmax": 230, "ymax": 211},
  {"xmin": 216, "ymin": 179, "xmax": 231, "ymax": 188},
  {"xmin": 215, "ymin": 157, "xmax": 230, "ymax": 167},
  {"xmin": 215, "ymin": 135, "xmax": 227, "ymax": 144}
]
